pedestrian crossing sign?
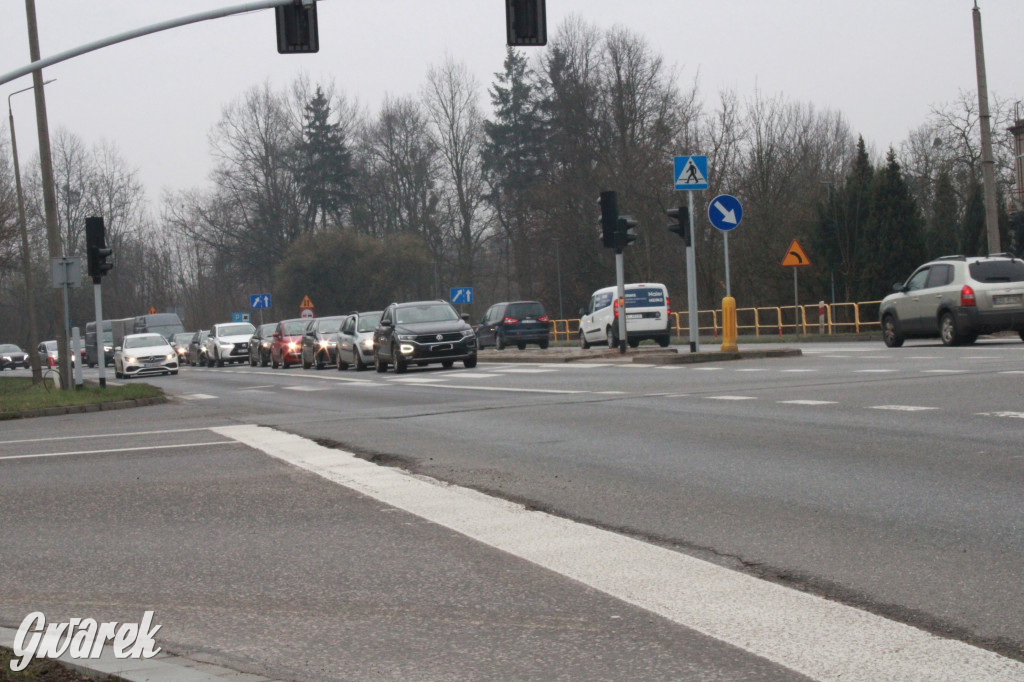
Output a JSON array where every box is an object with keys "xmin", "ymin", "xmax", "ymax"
[{"xmin": 674, "ymin": 155, "xmax": 708, "ymax": 190}]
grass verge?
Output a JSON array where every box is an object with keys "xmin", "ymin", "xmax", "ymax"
[
  {"xmin": 0, "ymin": 646, "xmax": 119, "ymax": 681},
  {"xmin": 0, "ymin": 377, "xmax": 162, "ymax": 417}
]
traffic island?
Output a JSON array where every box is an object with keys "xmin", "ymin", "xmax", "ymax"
[
  {"xmin": 0, "ymin": 378, "xmax": 166, "ymax": 421},
  {"xmin": 477, "ymin": 346, "xmax": 802, "ymax": 364}
]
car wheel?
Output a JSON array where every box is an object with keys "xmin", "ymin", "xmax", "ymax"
[
  {"xmin": 539, "ymin": 340, "xmax": 549, "ymax": 350},
  {"xmin": 261, "ymin": 352, "xmax": 270, "ymax": 368},
  {"xmin": 354, "ymin": 353, "xmax": 366, "ymax": 372},
  {"xmin": 463, "ymin": 354, "xmax": 478, "ymax": 369},
  {"xmin": 578, "ymin": 331, "xmax": 590, "ymax": 350},
  {"xmin": 374, "ymin": 352, "xmax": 388, "ymax": 373},
  {"xmin": 882, "ymin": 315, "xmax": 904, "ymax": 348},
  {"xmin": 302, "ymin": 354, "xmax": 311, "ymax": 370},
  {"xmin": 606, "ymin": 327, "xmax": 617, "ymax": 349},
  {"xmin": 272, "ymin": 356, "xmax": 280, "ymax": 369},
  {"xmin": 628, "ymin": 338, "xmax": 640, "ymax": 348},
  {"xmin": 249, "ymin": 355, "xmax": 257, "ymax": 367},
  {"xmin": 516, "ymin": 343, "xmax": 526, "ymax": 350},
  {"xmin": 1019, "ymin": 330, "xmax": 1024, "ymax": 343},
  {"xmin": 442, "ymin": 360, "xmax": 454, "ymax": 369},
  {"xmin": 170, "ymin": 370, "xmax": 178, "ymax": 375},
  {"xmin": 495, "ymin": 333, "xmax": 506, "ymax": 351},
  {"xmin": 939, "ymin": 312, "xmax": 961, "ymax": 346},
  {"xmin": 315, "ymin": 357, "xmax": 325, "ymax": 370},
  {"xmin": 657, "ymin": 334, "xmax": 671, "ymax": 348},
  {"xmin": 393, "ymin": 344, "xmax": 408, "ymax": 374},
  {"xmin": 217, "ymin": 356, "xmax": 225, "ymax": 367}
]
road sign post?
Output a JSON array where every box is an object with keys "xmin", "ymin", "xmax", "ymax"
[
  {"xmin": 708, "ymin": 194, "xmax": 743, "ymax": 298},
  {"xmin": 674, "ymin": 155, "xmax": 707, "ymax": 353},
  {"xmin": 781, "ymin": 240, "xmax": 811, "ymax": 335}
]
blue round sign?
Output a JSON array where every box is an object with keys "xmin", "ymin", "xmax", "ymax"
[{"xmin": 708, "ymin": 194, "xmax": 743, "ymax": 232}]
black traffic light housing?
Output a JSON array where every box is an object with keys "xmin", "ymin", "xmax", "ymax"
[
  {"xmin": 276, "ymin": 0, "xmax": 319, "ymax": 54},
  {"xmin": 667, "ymin": 206, "xmax": 691, "ymax": 246},
  {"xmin": 506, "ymin": 0, "xmax": 547, "ymax": 46},
  {"xmin": 615, "ymin": 215, "xmax": 639, "ymax": 251},
  {"xmin": 86, "ymin": 216, "xmax": 113, "ymax": 283},
  {"xmin": 599, "ymin": 190, "xmax": 618, "ymax": 249}
]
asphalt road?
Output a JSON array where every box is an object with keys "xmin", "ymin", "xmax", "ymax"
[{"xmin": 1, "ymin": 338, "xmax": 1022, "ymax": 680}]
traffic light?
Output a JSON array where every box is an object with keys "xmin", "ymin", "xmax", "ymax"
[
  {"xmin": 667, "ymin": 206, "xmax": 691, "ymax": 246},
  {"xmin": 506, "ymin": 0, "xmax": 547, "ymax": 46},
  {"xmin": 85, "ymin": 216, "xmax": 113, "ymax": 282},
  {"xmin": 615, "ymin": 215, "xmax": 639, "ymax": 250},
  {"xmin": 276, "ymin": 0, "xmax": 318, "ymax": 54},
  {"xmin": 599, "ymin": 190, "xmax": 618, "ymax": 249}
]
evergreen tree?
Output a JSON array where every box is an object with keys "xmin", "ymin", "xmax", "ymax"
[
  {"xmin": 863, "ymin": 148, "xmax": 925, "ymax": 293},
  {"xmin": 927, "ymin": 168, "xmax": 960, "ymax": 258},
  {"xmin": 297, "ymin": 86, "xmax": 354, "ymax": 231}
]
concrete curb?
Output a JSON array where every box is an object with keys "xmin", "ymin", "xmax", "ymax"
[
  {"xmin": 0, "ymin": 396, "xmax": 167, "ymax": 421},
  {"xmin": 478, "ymin": 347, "xmax": 803, "ymax": 364},
  {"xmin": 0, "ymin": 627, "xmax": 276, "ymax": 681}
]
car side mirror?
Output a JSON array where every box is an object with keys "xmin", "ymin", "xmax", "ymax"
[
  {"xmin": 461, "ymin": 313, "xmax": 470, "ymax": 322},
  {"xmin": 892, "ymin": 282, "xmax": 906, "ymax": 293},
  {"xmin": 380, "ymin": 320, "xmax": 393, "ymax": 328},
  {"xmin": 578, "ymin": 307, "xmax": 586, "ymax": 317},
  {"xmin": 273, "ymin": 332, "xmax": 280, "ymax": 339}
]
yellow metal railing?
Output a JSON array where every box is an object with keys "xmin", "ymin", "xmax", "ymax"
[{"xmin": 548, "ymin": 300, "xmax": 882, "ymax": 342}]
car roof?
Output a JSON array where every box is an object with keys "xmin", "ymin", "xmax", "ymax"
[{"xmin": 392, "ymin": 300, "xmax": 448, "ymax": 308}]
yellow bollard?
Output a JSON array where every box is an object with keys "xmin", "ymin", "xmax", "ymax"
[{"xmin": 721, "ymin": 296, "xmax": 738, "ymax": 352}]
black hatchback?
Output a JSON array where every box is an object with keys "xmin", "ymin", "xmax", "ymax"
[{"xmin": 476, "ymin": 301, "xmax": 550, "ymax": 350}]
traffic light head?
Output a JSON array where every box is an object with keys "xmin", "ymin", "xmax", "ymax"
[
  {"xmin": 667, "ymin": 206, "xmax": 691, "ymax": 246},
  {"xmin": 599, "ymin": 190, "xmax": 618, "ymax": 249},
  {"xmin": 615, "ymin": 215, "xmax": 639, "ymax": 250},
  {"xmin": 506, "ymin": 0, "xmax": 547, "ymax": 46},
  {"xmin": 276, "ymin": 1, "xmax": 319, "ymax": 54},
  {"xmin": 86, "ymin": 216, "xmax": 113, "ymax": 282}
]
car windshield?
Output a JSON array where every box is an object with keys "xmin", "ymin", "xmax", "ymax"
[
  {"xmin": 259, "ymin": 324, "xmax": 276, "ymax": 336},
  {"xmin": 125, "ymin": 335, "xmax": 167, "ymax": 349},
  {"xmin": 507, "ymin": 302, "xmax": 546, "ymax": 319},
  {"xmin": 395, "ymin": 304, "xmax": 459, "ymax": 325},
  {"xmin": 969, "ymin": 260, "xmax": 1024, "ymax": 283},
  {"xmin": 42, "ymin": 341, "xmax": 57, "ymax": 352},
  {"xmin": 357, "ymin": 312, "xmax": 382, "ymax": 333},
  {"xmin": 282, "ymin": 321, "xmax": 307, "ymax": 335},
  {"xmin": 0, "ymin": 344, "xmax": 22, "ymax": 353},
  {"xmin": 219, "ymin": 324, "xmax": 255, "ymax": 336},
  {"xmin": 173, "ymin": 333, "xmax": 193, "ymax": 345},
  {"xmin": 317, "ymin": 319, "xmax": 344, "ymax": 334}
]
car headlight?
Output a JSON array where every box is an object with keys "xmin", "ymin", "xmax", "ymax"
[
  {"xmin": 360, "ymin": 338, "xmax": 374, "ymax": 350},
  {"xmin": 126, "ymin": 356, "xmax": 137, "ymax": 364},
  {"xmin": 261, "ymin": 341, "xmax": 270, "ymax": 348},
  {"xmin": 397, "ymin": 334, "xmax": 416, "ymax": 342},
  {"xmin": 460, "ymin": 329, "xmax": 475, "ymax": 338},
  {"xmin": 287, "ymin": 342, "xmax": 298, "ymax": 351},
  {"xmin": 1, "ymin": 356, "xmax": 9, "ymax": 362},
  {"xmin": 317, "ymin": 340, "xmax": 330, "ymax": 349},
  {"xmin": 103, "ymin": 345, "xmax": 112, "ymax": 352},
  {"xmin": 218, "ymin": 341, "xmax": 232, "ymax": 348}
]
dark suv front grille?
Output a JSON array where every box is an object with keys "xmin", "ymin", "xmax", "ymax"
[{"xmin": 414, "ymin": 332, "xmax": 463, "ymax": 343}]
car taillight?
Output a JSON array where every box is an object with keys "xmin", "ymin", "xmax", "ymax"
[
  {"xmin": 503, "ymin": 317, "xmax": 519, "ymax": 324},
  {"xmin": 960, "ymin": 285, "xmax": 976, "ymax": 307},
  {"xmin": 538, "ymin": 315, "xmax": 550, "ymax": 323},
  {"xmin": 614, "ymin": 299, "xmax": 619, "ymax": 319},
  {"xmin": 666, "ymin": 297, "xmax": 671, "ymax": 317}
]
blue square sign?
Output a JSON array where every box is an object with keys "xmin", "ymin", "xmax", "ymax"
[
  {"xmin": 674, "ymin": 155, "xmax": 708, "ymax": 191},
  {"xmin": 450, "ymin": 287, "xmax": 473, "ymax": 305}
]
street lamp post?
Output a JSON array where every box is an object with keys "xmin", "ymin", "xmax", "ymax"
[{"xmin": 7, "ymin": 80, "xmax": 53, "ymax": 384}]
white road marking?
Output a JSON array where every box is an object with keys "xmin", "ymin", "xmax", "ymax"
[
  {"xmin": 282, "ymin": 385, "xmax": 331, "ymax": 392},
  {"xmin": 707, "ymin": 395, "xmax": 756, "ymax": 401},
  {"xmin": 976, "ymin": 411, "xmax": 1024, "ymax": 419},
  {"xmin": 0, "ymin": 426, "xmax": 217, "ymax": 446},
  {"xmin": 216, "ymin": 425, "xmax": 1024, "ymax": 682},
  {"xmin": 0, "ymin": 441, "xmax": 233, "ymax": 462},
  {"xmin": 908, "ymin": 356, "xmax": 941, "ymax": 360},
  {"xmin": 869, "ymin": 405, "xmax": 938, "ymax": 412},
  {"xmin": 780, "ymin": 369, "xmax": 816, "ymax": 373},
  {"xmin": 779, "ymin": 400, "xmax": 837, "ymax": 406},
  {"xmin": 388, "ymin": 376, "xmax": 450, "ymax": 384},
  {"xmin": 999, "ymin": 370, "xmax": 1024, "ymax": 375},
  {"xmin": 921, "ymin": 369, "xmax": 967, "ymax": 374},
  {"xmin": 855, "ymin": 369, "xmax": 897, "ymax": 374},
  {"xmin": 238, "ymin": 385, "xmax": 276, "ymax": 390},
  {"xmin": 735, "ymin": 368, "xmax": 768, "ymax": 372},
  {"xmin": 446, "ymin": 372, "xmax": 500, "ymax": 378},
  {"xmin": 178, "ymin": 393, "xmax": 217, "ymax": 400},
  {"xmin": 596, "ymin": 391, "xmax": 626, "ymax": 395},
  {"xmin": 692, "ymin": 366, "xmax": 723, "ymax": 371},
  {"xmin": 494, "ymin": 368, "xmax": 554, "ymax": 374}
]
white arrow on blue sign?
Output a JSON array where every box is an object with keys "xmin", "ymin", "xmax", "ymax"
[
  {"xmin": 250, "ymin": 293, "xmax": 272, "ymax": 310},
  {"xmin": 674, "ymin": 155, "xmax": 708, "ymax": 191},
  {"xmin": 450, "ymin": 287, "xmax": 473, "ymax": 305},
  {"xmin": 708, "ymin": 194, "xmax": 743, "ymax": 232}
]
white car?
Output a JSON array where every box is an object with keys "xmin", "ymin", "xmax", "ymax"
[
  {"xmin": 205, "ymin": 322, "xmax": 256, "ymax": 367},
  {"xmin": 114, "ymin": 333, "xmax": 178, "ymax": 378},
  {"xmin": 578, "ymin": 282, "xmax": 672, "ymax": 348}
]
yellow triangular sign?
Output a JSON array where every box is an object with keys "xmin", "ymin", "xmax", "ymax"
[
  {"xmin": 299, "ymin": 295, "xmax": 315, "ymax": 309},
  {"xmin": 781, "ymin": 240, "xmax": 811, "ymax": 267}
]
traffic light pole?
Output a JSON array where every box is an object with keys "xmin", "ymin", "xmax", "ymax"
[
  {"xmin": 615, "ymin": 251, "xmax": 627, "ymax": 354},
  {"xmin": 686, "ymin": 191, "xmax": 700, "ymax": 352},
  {"xmin": 93, "ymin": 283, "xmax": 106, "ymax": 388}
]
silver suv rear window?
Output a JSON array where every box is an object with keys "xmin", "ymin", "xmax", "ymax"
[{"xmin": 969, "ymin": 260, "xmax": 1024, "ymax": 283}]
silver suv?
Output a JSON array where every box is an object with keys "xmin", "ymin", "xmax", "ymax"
[{"xmin": 880, "ymin": 254, "xmax": 1024, "ymax": 347}]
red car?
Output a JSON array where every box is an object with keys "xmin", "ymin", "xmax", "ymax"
[{"xmin": 270, "ymin": 318, "xmax": 308, "ymax": 369}]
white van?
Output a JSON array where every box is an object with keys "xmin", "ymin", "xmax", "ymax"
[{"xmin": 578, "ymin": 282, "xmax": 671, "ymax": 348}]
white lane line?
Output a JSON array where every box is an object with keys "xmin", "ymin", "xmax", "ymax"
[
  {"xmin": 780, "ymin": 369, "xmax": 817, "ymax": 373},
  {"xmin": 388, "ymin": 377, "xmax": 450, "ymax": 384},
  {"xmin": 921, "ymin": 369, "xmax": 967, "ymax": 374},
  {"xmin": 735, "ymin": 368, "xmax": 768, "ymax": 372},
  {"xmin": 0, "ymin": 441, "xmax": 234, "ymax": 462},
  {"xmin": 976, "ymin": 411, "xmax": 1024, "ymax": 419},
  {"xmin": 494, "ymin": 369, "xmax": 554, "ymax": 374},
  {"xmin": 0, "ymin": 427, "xmax": 215, "ymax": 446},
  {"xmin": 869, "ymin": 405, "xmax": 938, "ymax": 412},
  {"xmin": 908, "ymin": 356, "xmax": 941, "ymax": 360},
  {"xmin": 409, "ymin": 384, "xmax": 585, "ymax": 395},
  {"xmin": 779, "ymin": 400, "xmax": 837, "ymax": 406},
  {"xmin": 450, "ymin": 373, "xmax": 501, "ymax": 379},
  {"xmin": 282, "ymin": 385, "xmax": 331, "ymax": 392},
  {"xmin": 620, "ymin": 363, "xmax": 655, "ymax": 368},
  {"xmin": 692, "ymin": 366, "xmax": 723, "ymax": 371},
  {"xmin": 217, "ymin": 425, "xmax": 1024, "ymax": 682},
  {"xmin": 855, "ymin": 369, "xmax": 897, "ymax": 374},
  {"xmin": 238, "ymin": 385, "xmax": 276, "ymax": 390},
  {"xmin": 178, "ymin": 393, "xmax": 217, "ymax": 400},
  {"xmin": 707, "ymin": 396, "xmax": 756, "ymax": 401},
  {"xmin": 596, "ymin": 391, "xmax": 626, "ymax": 395},
  {"xmin": 999, "ymin": 370, "xmax": 1024, "ymax": 375}
]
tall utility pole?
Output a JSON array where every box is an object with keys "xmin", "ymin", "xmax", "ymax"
[
  {"xmin": 972, "ymin": 2, "xmax": 1001, "ymax": 254},
  {"xmin": 25, "ymin": 0, "xmax": 69, "ymax": 389}
]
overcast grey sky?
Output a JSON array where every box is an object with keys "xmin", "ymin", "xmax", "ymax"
[{"xmin": 3, "ymin": 1, "xmax": 1022, "ymax": 203}]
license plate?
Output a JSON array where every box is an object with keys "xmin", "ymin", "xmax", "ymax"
[
  {"xmin": 144, "ymin": 362, "xmax": 163, "ymax": 368},
  {"xmin": 626, "ymin": 313, "xmax": 642, "ymax": 319},
  {"xmin": 993, "ymin": 294, "xmax": 1022, "ymax": 306}
]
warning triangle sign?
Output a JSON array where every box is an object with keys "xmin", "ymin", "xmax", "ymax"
[
  {"xmin": 675, "ymin": 158, "xmax": 707, "ymax": 187},
  {"xmin": 781, "ymin": 240, "xmax": 811, "ymax": 267},
  {"xmin": 299, "ymin": 295, "xmax": 315, "ymax": 309}
]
